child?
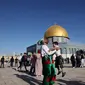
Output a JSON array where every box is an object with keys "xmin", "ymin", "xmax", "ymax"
[{"xmin": 53, "ymin": 41, "xmax": 66, "ymax": 77}]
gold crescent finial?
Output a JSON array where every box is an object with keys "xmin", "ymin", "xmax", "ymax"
[{"xmin": 54, "ymin": 22, "xmax": 58, "ymax": 25}]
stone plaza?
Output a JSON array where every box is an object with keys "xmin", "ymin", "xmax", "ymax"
[{"xmin": 0, "ymin": 64, "xmax": 85, "ymax": 85}]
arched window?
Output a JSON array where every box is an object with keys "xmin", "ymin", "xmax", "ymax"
[
  {"xmin": 60, "ymin": 48, "xmax": 62, "ymax": 54},
  {"xmin": 69, "ymin": 48, "xmax": 71, "ymax": 54},
  {"xmin": 72, "ymin": 48, "xmax": 74, "ymax": 54},
  {"xmin": 59, "ymin": 37, "xmax": 62, "ymax": 42},
  {"xmin": 69, "ymin": 48, "xmax": 73, "ymax": 54},
  {"xmin": 63, "ymin": 48, "xmax": 67, "ymax": 54},
  {"xmin": 74, "ymin": 48, "xmax": 76, "ymax": 53},
  {"xmin": 61, "ymin": 37, "xmax": 64, "ymax": 42}
]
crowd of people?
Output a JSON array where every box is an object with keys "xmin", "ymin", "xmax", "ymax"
[
  {"xmin": 0, "ymin": 52, "xmax": 43, "ymax": 77},
  {"xmin": 71, "ymin": 51, "xmax": 85, "ymax": 68},
  {"xmin": 0, "ymin": 39, "xmax": 67, "ymax": 85},
  {"xmin": 0, "ymin": 56, "xmax": 18, "ymax": 68}
]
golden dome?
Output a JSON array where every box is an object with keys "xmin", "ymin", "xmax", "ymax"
[{"xmin": 44, "ymin": 25, "xmax": 69, "ymax": 38}]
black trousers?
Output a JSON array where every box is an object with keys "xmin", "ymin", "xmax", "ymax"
[
  {"xmin": 76, "ymin": 59, "xmax": 81, "ymax": 67},
  {"xmin": 10, "ymin": 62, "xmax": 14, "ymax": 67},
  {"xmin": 55, "ymin": 56, "xmax": 63, "ymax": 68},
  {"xmin": 15, "ymin": 62, "xmax": 18, "ymax": 67},
  {"xmin": 30, "ymin": 66, "xmax": 35, "ymax": 74},
  {"xmin": 71, "ymin": 60, "xmax": 75, "ymax": 67},
  {"xmin": 1, "ymin": 62, "xmax": 4, "ymax": 68},
  {"xmin": 18, "ymin": 62, "xmax": 27, "ymax": 71},
  {"xmin": 18, "ymin": 61, "xmax": 22, "ymax": 69}
]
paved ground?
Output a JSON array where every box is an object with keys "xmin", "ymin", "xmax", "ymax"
[{"xmin": 0, "ymin": 64, "xmax": 85, "ymax": 85}]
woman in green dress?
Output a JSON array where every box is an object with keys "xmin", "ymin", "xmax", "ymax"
[{"xmin": 41, "ymin": 38, "xmax": 58, "ymax": 85}]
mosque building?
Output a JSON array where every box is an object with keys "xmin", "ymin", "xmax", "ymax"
[{"xmin": 27, "ymin": 25, "xmax": 85, "ymax": 59}]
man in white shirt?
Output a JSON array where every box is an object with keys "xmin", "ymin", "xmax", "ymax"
[
  {"xmin": 18, "ymin": 55, "xmax": 22, "ymax": 62},
  {"xmin": 17, "ymin": 53, "xmax": 23, "ymax": 70},
  {"xmin": 41, "ymin": 44, "xmax": 56, "ymax": 57},
  {"xmin": 53, "ymin": 41, "xmax": 66, "ymax": 77}
]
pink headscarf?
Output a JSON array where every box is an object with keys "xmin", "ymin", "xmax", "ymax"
[{"xmin": 37, "ymin": 49, "xmax": 42, "ymax": 58}]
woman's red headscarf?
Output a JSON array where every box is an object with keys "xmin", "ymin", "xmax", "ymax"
[{"xmin": 38, "ymin": 49, "xmax": 41, "ymax": 54}]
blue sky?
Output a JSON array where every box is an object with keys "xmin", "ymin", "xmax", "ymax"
[{"xmin": 0, "ymin": 0, "xmax": 85, "ymax": 55}]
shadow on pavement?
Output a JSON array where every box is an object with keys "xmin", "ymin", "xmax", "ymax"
[
  {"xmin": 12, "ymin": 68, "xmax": 36, "ymax": 76},
  {"xmin": 12, "ymin": 67, "xmax": 17, "ymax": 70},
  {"xmin": 57, "ymin": 79, "xmax": 85, "ymax": 85},
  {"xmin": 18, "ymin": 70, "xmax": 36, "ymax": 76},
  {"xmin": 14, "ymin": 74, "xmax": 42, "ymax": 85}
]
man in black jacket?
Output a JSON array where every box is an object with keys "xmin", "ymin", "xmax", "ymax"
[
  {"xmin": 10, "ymin": 56, "xmax": 14, "ymax": 67},
  {"xmin": 20, "ymin": 53, "xmax": 28, "ymax": 71},
  {"xmin": 1, "ymin": 56, "xmax": 5, "ymax": 68},
  {"xmin": 71, "ymin": 54, "xmax": 76, "ymax": 68}
]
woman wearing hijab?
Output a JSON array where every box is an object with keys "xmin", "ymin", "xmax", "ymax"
[{"xmin": 35, "ymin": 50, "xmax": 42, "ymax": 76}]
